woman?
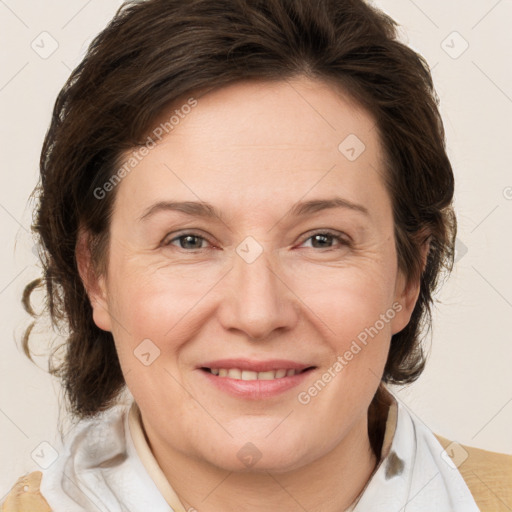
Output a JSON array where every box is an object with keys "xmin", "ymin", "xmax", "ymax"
[{"xmin": 2, "ymin": 0, "xmax": 510, "ymax": 511}]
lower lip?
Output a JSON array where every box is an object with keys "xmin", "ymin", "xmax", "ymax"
[{"xmin": 199, "ymin": 369, "xmax": 314, "ymax": 400}]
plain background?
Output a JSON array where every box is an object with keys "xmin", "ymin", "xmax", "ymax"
[{"xmin": 1, "ymin": 0, "xmax": 511, "ymax": 494}]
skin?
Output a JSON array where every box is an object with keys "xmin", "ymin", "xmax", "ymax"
[{"xmin": 78, "ymin": 76, "xmax": 422, "ymax": 512}]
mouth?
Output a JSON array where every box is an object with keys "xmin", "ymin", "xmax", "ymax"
[
  {"xmin": 200, "ymin": 366, "xmax": 315, "ymax": 380},
  {"xmin": 197, "ymin": 359, "xmax": 317, "ymax": 399}
]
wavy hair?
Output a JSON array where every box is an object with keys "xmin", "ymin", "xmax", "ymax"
[{"xmin": 23, "ymin": 0, "xmax": 456, "ymax": 424}]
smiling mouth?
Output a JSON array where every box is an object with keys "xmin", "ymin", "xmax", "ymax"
[{"xmin": 201, "ymin": 367, "xmax": 316, "ymax": 380}]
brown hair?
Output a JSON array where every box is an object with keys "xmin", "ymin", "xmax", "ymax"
[{"xmin": 24, "ymin": 0, "xmax": 455, "ymax": 421}]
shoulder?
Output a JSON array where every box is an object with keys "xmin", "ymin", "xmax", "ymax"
[
  {"xmin": 1, "ymin": 404, "xmax": 136, "ymax": 512},
  {"xmin": 435, "ymin": 433, "xmax": 512, "ymax": 512},
  {"xmin": 1, "ymin": 471, "xmax": 52, "ymax": 512}
]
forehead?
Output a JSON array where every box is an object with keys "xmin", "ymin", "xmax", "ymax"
[
  {"xmin": 154, "ymin": 77, "xmax": 379, "ymax": 155},
  {"xmin": 114, "ymin": 77, "xmax": 389, "ymax": 221}
]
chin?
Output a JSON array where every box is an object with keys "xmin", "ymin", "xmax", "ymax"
[
  {"xmin": 200, "ymin": 432, "xmax": 318, "ymax": 474},
  {"xmin": 213, "ymin": 451, "xmax": 312, "ymax": 474}
]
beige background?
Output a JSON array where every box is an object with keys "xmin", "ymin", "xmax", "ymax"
[{"xmin": 1, "ymin": 0, "xmax": 511, "ymax": 494}]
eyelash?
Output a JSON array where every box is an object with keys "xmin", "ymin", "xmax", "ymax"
[{"xmin": 162, "ymin": 230, "xmax": 350, "ymax": 251}]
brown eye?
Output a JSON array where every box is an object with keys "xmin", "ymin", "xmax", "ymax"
[{"xmin": 301, "ymin": 231, "xmax": 349, "ymax": 250}]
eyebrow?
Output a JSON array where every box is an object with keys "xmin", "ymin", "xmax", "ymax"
[
  {"xmin": 138, "ymin": 197, "xmax": 369, "ymax": 223},
  {"xmin": 290, "ymin": 197, "xmax": 369, "ymax": 217},
  {"xmin": 138, "ymin": 200, "xmax": 222, "ymax": 222}
]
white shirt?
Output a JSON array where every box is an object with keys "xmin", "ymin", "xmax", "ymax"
[{"xmin": 37, "ymin": 390, "xmax": 479, "ymax": 511}]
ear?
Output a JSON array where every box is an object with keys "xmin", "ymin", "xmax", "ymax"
[
  {"xmin": 75, "ymin": 229, "xmax": 112, "ymax": 332},
  {"xmin": 390, "ymin": 237, "xmax": 431, "ymax": 335}
]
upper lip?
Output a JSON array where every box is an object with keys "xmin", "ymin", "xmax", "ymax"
[{"xmin": 199, "ymin": 359, "xmax": 315, "ymax": 372}]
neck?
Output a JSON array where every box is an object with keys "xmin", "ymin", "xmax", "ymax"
[{"xmin": 145, "ymin": 411, "xmax": 381, "ymax": 512}]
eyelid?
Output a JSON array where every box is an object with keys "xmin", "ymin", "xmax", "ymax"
[
  {"xmin": 162, "ymin": 230, "xmax": 213, "ymax": 248},
  {"xmin": 298, "ymin": 229, "xmax": 351, "ymax": 246}
]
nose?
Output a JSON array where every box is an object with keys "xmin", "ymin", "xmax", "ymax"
[{"xmin": 217, "ymin": 246, "xmax": 299, "ymax": 341}]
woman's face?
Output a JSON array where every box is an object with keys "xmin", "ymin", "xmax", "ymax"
[{"xmin": 87, "ymin": 77, "xmax": 418, "ymax": 472}]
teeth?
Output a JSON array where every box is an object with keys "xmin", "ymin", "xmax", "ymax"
[
  {"xmin": 227, "ymin": 368, "xmax": 242, "ymax": 379},
  {"xmin": 209, "ymin": 368, "xmax": 300, "ymax": 380},
  {"xmin": 257, "ymin": 371, "xmax": 276, "ymax": 380}
]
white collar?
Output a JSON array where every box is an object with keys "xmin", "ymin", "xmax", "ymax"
[{"xmin": 350, "ymin": 393, "xmax": 479, "ymax": 511}]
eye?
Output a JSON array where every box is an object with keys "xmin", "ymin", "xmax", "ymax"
[
  {"xmin": 161, "ymin": 230, "xmax": 349, "ymax": 252},
  {"xmin": 300, "ymin": 231, "xmax": 350, "ymax": 250},
  {"xmin": 163, "ymin": 233, "xmax": 210, "ymax": 250}
]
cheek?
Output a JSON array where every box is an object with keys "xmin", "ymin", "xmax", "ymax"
[
  {"xmin": 104, "ymin": 263, "xmax": 205, "ymax": 405},
  {"xmin": 296, "ymin": 264, "xmax": 398, "ymax": 340},
  {"xmin": 294, "ymin": 273, "xmax": 395, "ymax": 423},
  {"xmin": 105, "ymin": 260, "xmax": 220, "ymax": 355},
  {"xmin": 289, "ymin": 258, "xmax": 398, "ymax": 402}
]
